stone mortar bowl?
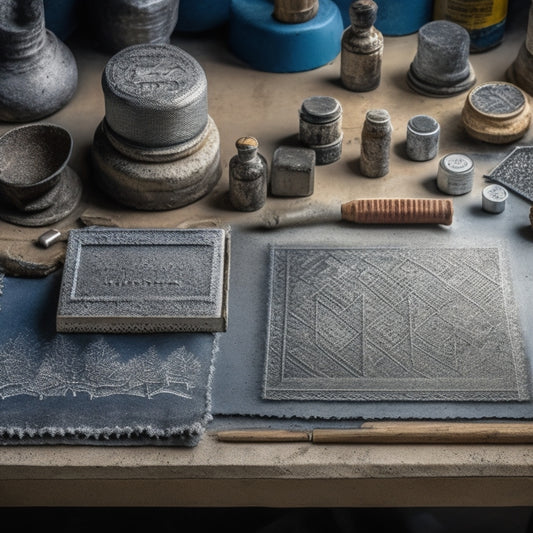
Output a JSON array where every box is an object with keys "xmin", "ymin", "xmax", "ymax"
[{"xmin": 0, "ymin": 123, "xmax": 73, "ymax": 211}]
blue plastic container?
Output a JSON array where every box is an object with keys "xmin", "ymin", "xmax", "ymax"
[
  {"xmin": 333, "ymin": 0, "xmax": 433, "ymax": 35},
  {"xmin": 175, "ymin": 0, "xmax": 231, "ymax": 33},
  {"xmin": 229, "ymin": 0, "xmax": 344, "ymax": 72}
]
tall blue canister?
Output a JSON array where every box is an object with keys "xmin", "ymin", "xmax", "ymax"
[{"xmin": 333, "ymin": 0, "xmax": 433, "ymax": 34}]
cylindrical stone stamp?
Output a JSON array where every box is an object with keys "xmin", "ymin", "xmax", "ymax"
[
  {"xmin": 340, "ymin": 0, "xmax": 383, "ymax": 92},
  {"xmin": 406, "ymin": 115, "xmax": 440, "ymax": 161},
  {"xmin": 229, "ymin": 136, "xmax": 268, "ymax": 212},
  {"xmin": 482, "ymin": 184, "xmax": 508, "ymax": 214},
  {"xmin": 102, "ymin": 43, "xmax": 208, "ymax": 148},
  {"xmin": 299, "ymin": 95, "xmax": 343, "ymax": 165},
  {"xmin": 91, "ymin": 43, "xmax": 222, "ymax": 210},
  {"xmin": 407, "ymin": 20, "xmax": 476, "ymax": 97},
  {"xmin": 436, "ymin": 153, "xmax": 475, "ymax": 195},
  {"xmin": 462, "ymin": 81, "xmax": 531, "ymax": 144},
  {"xmin": 273, "ymin": 0, "xmax": 319, "ymax": 23},
  {"xmin": 360, "ymin": 109, "xmax": 392, "ymax": 178}
]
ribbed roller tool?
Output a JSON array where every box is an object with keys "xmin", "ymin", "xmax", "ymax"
[
  {"xmin": 262, "ymin": 198, "xmax": 453, "ymax": 227},
  {"xmin": 91, "ymin": 43, "xmax": 222, "ymax": 211}
]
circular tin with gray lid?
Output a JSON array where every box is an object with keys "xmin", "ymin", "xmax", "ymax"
[
  {"xmin": 482, "ymin": 184, "xmax": 508, "ymax": 214},
  {"xmin": 462, "ymin": 82, "xmax": 531, "ymax": 144},
  {"xmin": 436, "ymin": 153, "xmax": 474, "ymax": 195},
  {"xmin": 406, "ymin": 115, "xmax": 440, "ymax": 161},
  {"xmin": 102, "ymin": 43, "xmax": 208, "ymax": 148},
  {"xmin": 299, "ymin": 96, "xmax": 343, "ymax": 164}
]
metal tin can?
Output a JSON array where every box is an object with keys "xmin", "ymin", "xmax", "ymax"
[{"xmin": 433, "ymin": 0, "xmax": 509, "ymax": 53}]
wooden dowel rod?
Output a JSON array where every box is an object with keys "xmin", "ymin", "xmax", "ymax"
[
  {"xmin": 216, "ymin": 429, "xmax": 311, "ymax": 442},
  {"xmin": 216, "ymin": 423, "xmax": 533, "ymax": 444}
]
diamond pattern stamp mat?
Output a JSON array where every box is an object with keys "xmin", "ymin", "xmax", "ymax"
[{"xmin": 263, "ymin": 246, "xmax": 529, "ymax": 402}]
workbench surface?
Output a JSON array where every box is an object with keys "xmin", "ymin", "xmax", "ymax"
[{"xmin": 2, "ymin": 4, "xmax": 533, "ymax": 507}]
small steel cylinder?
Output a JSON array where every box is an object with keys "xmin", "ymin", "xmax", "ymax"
[
  {"xmin": 436, "ymin": 153, "xmax": 475, "ymax": 195},
  {"xmin": 360, "ymin": 108, "xmax": 392, "ymax": 178},
  {"xmin": 299, "ymin": 96, "xmax": 343, "ymax": 165},
  {"xmin": 482, "ymin": 184, "xmax": 508, "ymax": 213},
  {"xmin": 406, "ymin": 115, "xmax": 440, "ymax": 161},
  {"xmin": 37, "ymin": 228, "xmax": 62, "ymax": 248}
]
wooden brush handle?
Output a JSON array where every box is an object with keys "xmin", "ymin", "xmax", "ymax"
[{"xmin": 341, "ymin": 198, "xmax": 453, "ymax": 225}]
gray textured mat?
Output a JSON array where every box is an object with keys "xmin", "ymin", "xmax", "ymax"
[
  {"xmin": 486, "ymin": 146, "xmax": 533, "ymax": 202},
  {"xmin": 263, "ymin": 246, "xmax": 528, "ymax": 402},
  {"xmin": 212, "ymin": 201, "xmax": 533, "ymax": 420}
]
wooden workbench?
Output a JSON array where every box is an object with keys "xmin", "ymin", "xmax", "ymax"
[{"xmin": 2, "ymin": 3, "xmax": 533, "ymax": 508}]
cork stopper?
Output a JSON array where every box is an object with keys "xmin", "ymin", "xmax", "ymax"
[
  {"xmin": 236, "ymin": 136, "xmax": 259, "ymax": 161},
  {"xmin": 349, "ymin": 0, "xmax": 378, "ymax": 29}
]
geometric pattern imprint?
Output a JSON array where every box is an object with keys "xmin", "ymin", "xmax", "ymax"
[{"xmin": 263, "ymin": 247, "xmax": 530, "ymax": 402}]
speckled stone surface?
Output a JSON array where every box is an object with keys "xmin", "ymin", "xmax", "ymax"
[
  {"xmin": 485, "ymin": 146, "xmax": 533, "ymax": 202},
  {"xmin": 57, "ymin": 227, "xmax": 229, "ymax": 333}
]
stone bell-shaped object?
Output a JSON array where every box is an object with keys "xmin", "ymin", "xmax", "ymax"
[{"xmin": 0, "ymin": 0, "xmax": 78, "ymax": 122}]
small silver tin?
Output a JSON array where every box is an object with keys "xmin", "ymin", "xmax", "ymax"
[
  {"xmin": 436, "ymin": 153, "xmax": 474, "ymax": 195},
  {"xmin": 482, "ymin": 184, "xmax": 508, "ymax": 214}
]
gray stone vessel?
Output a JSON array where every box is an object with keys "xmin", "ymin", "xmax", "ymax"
[
  {"xmin": 0, "ymin": 0, "xmax": 78, "ymax": 123},
  {"xmin": 93, "ymin": 0, "xmax": 180, "ymax": 53},
  {"xmin": 229, "ymin": 137, "xmax": 268, "ymax": 212}
]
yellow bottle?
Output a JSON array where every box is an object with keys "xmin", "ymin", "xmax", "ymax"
[{"xmin": 433, "ymin": 0, "xmax": 509, "ymax": 52}]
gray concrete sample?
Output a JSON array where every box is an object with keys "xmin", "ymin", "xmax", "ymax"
[
  {"xmin": 360, "ymin": 108, "xmax": 392, "ymax": 177},
  {"xmin": 485, "ymin": 146, "xmax": 533, "ymax": 202},
  {"xmin": 93, "ymin": 0, "xmax": 180, "ymax": 54},
  {"xmin": 406, "ymin": 115, "xmax": 440, "ymax": 161},
  {"xmin": 407, "ymin": 20, "xmax": 476, "ymax": 97},
  {"xmin": 462, "ymin": 82, "xmax": 531, "ymax": 144},
  {"xmin": 436, "ymin": 153, "xmax": 474, "ymax": 195},
  {"xmin": 299, "ymin": 95, "xmax": 343, "ymax": 165},
  {"xmin": 0, "ymin": 0, "xmax": 78, "ymax": 123},
  {"xmin": 91, "ymin": 117, "xmax": 222, "ymax": 211},
  {"xmin": 56, "ymin": 228, "xmax": 229, "ymax": 333},
  {"xmin": 263, "ymin": 246, "xmax": 529, "ymax": 402},
  {"xmin": 270, "ymin": 146, "xmax": 315, "ymax": 197},
  {"xmin": 482, "ymin": 184, "xmax": 508, "ymax": 214},
  {"xmin": 340, "ymin": 0, "xmax": 383, "ymax": 92},
  {"xmin": 229, "ymin": 137, "xmax": 268, "ymax": 211},
  {"xmin": 0, "ymin": 124, "xmax": 82, "ymax": 227}
]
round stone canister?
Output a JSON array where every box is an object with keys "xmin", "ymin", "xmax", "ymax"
[
  {"xmin": 299, "ymin": 95, "xmax": 343, "ymax": 164},
  {"xmin": 102, "ymin": 44, "xmax": 208, "ymax": 148},
  {"xmin": 92, "ymin": 43, "xmax": 222, "ymax": 211},
  {"xmin": 406, "ymin": 115, "xmax": 440, "ymax": 161},
  {"xmin": 462, "ymin": 81, "xmax": 531, "ymax": 144}
]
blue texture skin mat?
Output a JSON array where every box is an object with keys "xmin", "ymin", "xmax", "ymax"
[
  {"xmin": 0, "ymin": 271, "xmax": 218, "ymax": 446},
  {"xmin": 212, "ymin": 193, "xmax": 533, "ymax": 421}
]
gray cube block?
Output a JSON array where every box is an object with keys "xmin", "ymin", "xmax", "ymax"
[
  {"xmin": 271, "ymin": 146, "xmax": 315, "ymax": 197},
  {"xmin": 56, "ymin": 227, "xmax": 229, "ymax": 333}
]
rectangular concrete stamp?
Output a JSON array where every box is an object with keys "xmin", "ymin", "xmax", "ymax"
[
  {"xmin": 57, "ymin": 227, "xmax": 229, "ymax": 333},
  {"xmin": 263, "ymin": 246, "xmax": 530, "ymax": 402}
]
